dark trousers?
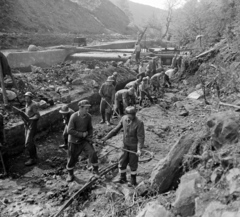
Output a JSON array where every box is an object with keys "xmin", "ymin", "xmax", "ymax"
[
  {"xmin": 135, "ymin": 51, "xmax": 141, "ymax": 63},
  {"xmin": 164, "ymin": 74, "xmax": 171, "ymax": 87},
  {"xmin": 119, "ymin": 145, "xmax": 138, "ymax": 175},
  {"xmin": 139, "ymin": 90, "xmax": 153, "ymax": 106},
  {"xmin": 100, "ymin": 98, "xmax": 112, "ymax": 122},
  {"xmin": 63, "ymin": 125, "xmax": 68, "ymax": 146},
  {"xmin": 66, "ymin": 141, "xmax": 98, "ymax": 171},
  {"xmin": 25, "ymin": 120, "xmax": 38, "ymax": 159},
  {"xmin": 114, "ymin": 99, "xmax": 125, "ymax": 115}
]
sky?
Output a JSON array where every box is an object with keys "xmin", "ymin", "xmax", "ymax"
[
  {"xmin": 129, "ymin": 0, "xmax": 185, "ymax": 9},
  {"xmin": 130, "ymin": 0, "xmax": 168, "ymax": 9}
]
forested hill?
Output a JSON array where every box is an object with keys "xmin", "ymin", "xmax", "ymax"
[{"xmin": 0, "ymin": 0, "xmax": 134, "ymax": 34}]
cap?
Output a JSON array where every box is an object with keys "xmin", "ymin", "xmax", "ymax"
[
  {"xmin": 136, "ymin": 78, "xmax": 141, "ymax": 83},
  {"xmin": 59, "ymin": 105, "xmax": 72, "ymax": 114},
  {"xmin": 106, "ymin": 76, "xmax": 114, "ymax": 82},
  {"xmin": 128, "ymin": 87, "xmax": 135, "ymax": 94},
  {"xmin": 24, "ymin": 92, "xmax": 33, "ymax": 98},
  {"xmin": 143, "ymin": 77, "xmax": 148, "ymax": 81},
  {"xmin": 78, "ymin": 100, "xmax": 91, "ymax": 107},
  {"xmin": 125, "ymin": 106, "xmax": 137, "ymax": 115},
  {"xmin": 113, "ymin": 71, "xmax": 118, "ymax": 76}
]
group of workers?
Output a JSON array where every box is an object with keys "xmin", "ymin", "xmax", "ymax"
[{"xmin": 15, "ymin": 49, "xmax": 182, "ymax": 188}]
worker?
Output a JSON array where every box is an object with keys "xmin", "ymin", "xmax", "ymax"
[
  {"xmin": 176, "ymin": 55, "xmax": 182, "ymax": 71},
  {"xmin": 125, "ymin": 78, "xmax": 141, "ymax": 91},
  {"xmin": 137, "ymin": 62, "xmax": 146, "ymax": 81},
  {"xmin": 146, "ymin": 57, "xmax": 158, "ymax": 77},
  {"xmin": 134, "ymin": 42, "xmax": 141, "ymax": 63},
  {"xmin": 124, "ymin": 56, "xmax": 132, "ymax": 68},
  {"xmin": 114, "ymin": 88, "xmax": 136, "ymax": 116},
  {"xmin": 112, "ymin": 72, "xmax": 118, "ymax": 88},
  {"xmin": 102, "ymin": 106, "xmax": 145, "ymax": 187},
  {"xmin": 59, "ymin": 105, "xmax": 74, "ymax": 149},
  {"xmin": 24, "ymin": 92, "xmax": 40, "ymax": 166},
  {"xmin": 139, "ymin": 77, "xmax": 153, "ymax": 106},
  {"xmin": 99, "ymin": 76, "xmax": 115, "ymax": 126},
  {"xmin": 171, "ymin": 53, "xmax": 178, "ymax": 69},
  {"xmin": 150, "ymin": 72, "xmax": 164, "ymax": 93},
  {"xmin": 164, "ymin": 68, "xmax": 177, "ymax": 88},
  {"xmin": 66, "ymin": 100, "xmax": 98, "ymax": 182}
]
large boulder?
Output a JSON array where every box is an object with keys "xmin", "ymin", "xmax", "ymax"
[
  {"xmin": 172, "ymin": 170, "xmax": 202, "ymax": 217},
  {"xmin": 207, "ymin": 111, "xmax": 240, "ymax": 149},
  {"xmin": 150, "ymin": 134, "xmax": 195, "ymax": 193},
  {"xmin": 226, "ymin": 168, "xmax": 240, "ymax": 195},
  {"xmin": 136, "ymin": 201, "xmax": 173, "ymax": 217}
]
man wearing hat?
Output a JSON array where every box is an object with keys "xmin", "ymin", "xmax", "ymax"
[
  {"xmin": 112, "ymin": 72, "xmax": 118, "ymax": 88},
  {"xmin": 114, "ymin": 88, "xmax": 136, "ymax": 116},
  {"xmin": 125, "ymin": 78, "xmax": 141, "ymax": 98},
  {"xmin": 24, "ymin": 92, "xmax": 40, "ymax": 166},
  {"xmin": 99, "ymin": 76, "xmax": 115, "ymax": 126},
  {"xmin": 102, "ymin": 106, "xmax": 145, "ymax": 187},
  {"xmin": 66, "ymin": 100, "xmax": 98, "ymax": 182},
  {"xmin": 139, "ymin": 77, "xmax": 154, "ymax": 106},
  {"xmin": 59, "ymin": 105, "xmax": 74, "ymax": 149}
]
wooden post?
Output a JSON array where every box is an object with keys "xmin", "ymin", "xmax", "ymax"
[{"xmin": 0, "ymin": 62, "xmax": 8, "ymax": 105}]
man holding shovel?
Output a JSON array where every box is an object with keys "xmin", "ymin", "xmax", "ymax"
[
  {"xmin": 99, "ymin": 76, "xmax": 115, "ymax": 126},
  {"xmin": 102, "ymin": 106, "xmax": 145, "ymax": 187}
]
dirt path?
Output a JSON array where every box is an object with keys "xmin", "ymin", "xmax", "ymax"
[{"xmin": 0, "ymin": 88, "xmax": 211, "ymax": 217}]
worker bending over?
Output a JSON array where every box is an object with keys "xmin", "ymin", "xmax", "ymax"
[
  {"xmin": 99, "ymin": 76, "xmax": 115, "ymax": 126},
  {"xmin": 102, "ymin": 106, "xmax": 145, "ymax": 186},
  {"xmin": 150, "ymin": 72, "xmax": 164, "ymax": 94},
  {"xmin": 66, "ymin": 100, "xmax": 98, "ymax": 182},
  {"xmin": 139, "ymin": 77, "xmax": 153, "ymax": 106},
  {"xmin": 114, "ymin": 88, "xmax": 136, "ymax": 116}
]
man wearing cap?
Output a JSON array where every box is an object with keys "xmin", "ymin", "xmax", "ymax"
[
  {"xmin": 66, "ymin": 100, "xmax": 98, "ymax": 182},
  {"xmin": 164, "ymin": 68, "xmax": 177, "ymax": 88},
  {"xmin": 59, "ymin": 105, "xmax": 74, "ymax": 149},
  {"xmin": 112, "ymin": 72, "xmax": 118, "ymax": 88},
  {"xmin": 24, "ymin": 92, "xmax": 40, "ymax": 166},
  {"xmin": 146, "ymin": 58, "xmax": 158, "ymax": 77},
  {"xmin": 125, "ymin": 79, "xmax": 141, "ymax": 98},
  {"xmin": 102, "ymin": 106, "xmax": 145, "ymax": 187},
  {"xmin": 99, "ymin": 76, "xmax": 115, "ymax": 126},
  {"xmin": 114, "ymin": 88, "xmax": 136, "ymax": 116},
  {"xmin": 134, "ymin": 42, "xmax": 141, "ymax": 63},
  {"xmin": 139, "ymin": 77, "xmax": 154, "ymax": 106}
]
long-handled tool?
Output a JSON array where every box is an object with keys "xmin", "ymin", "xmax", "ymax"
[
  {"xmin": 103, "ymin": 98, "xmax": 121, "ymax": 118},
  {"xmin": 0, "ymin": 148, "xmax": 7, "ymax": 176},
  {"xmin": 100, "ymin": 141, "xmax": 160, "ymax": 162}
]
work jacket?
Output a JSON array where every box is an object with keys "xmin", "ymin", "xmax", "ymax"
[
  {"xmin": 105, "ymin": 115, "xmax": 145, "ymax": 149},
  {"xmin": 115, "ymin": 89, "xmax": 136, "ymax": 107},
  {"xmin": 99, "ymin": 82, "xmax": 115, "ymax": 103},
  {"xmin": 67, "ymin": 112, "xmax": 93, "ymax": 143}
]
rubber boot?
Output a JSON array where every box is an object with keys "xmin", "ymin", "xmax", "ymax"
[
  {"xmin": 66, "ymin": 170, "xmax": 74, "ymax": 182},
  {"xmin": 115, "ymin": 172, "xmax": 127, "ymax": 184},
  {"xmin": 59, "ymin": 138, "xmax": 68, "ymax": 149},
  {"xmin": 25, "ymin": 158, "xmax": 37, "ymax": 166},
  {"xmin": 128, "ymin": 175, "xmax": 137, "ymax": 187}
]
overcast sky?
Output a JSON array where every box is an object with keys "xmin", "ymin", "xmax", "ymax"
[{"xmin": 130, "ymin": 0, "xmax": 185, "ymax": 9}]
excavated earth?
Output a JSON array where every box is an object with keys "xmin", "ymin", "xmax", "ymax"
[{"xmin": 0, "ymin": 79, "xmax": 213, "ymax": 217}]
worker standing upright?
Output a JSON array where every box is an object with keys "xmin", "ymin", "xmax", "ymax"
[
  {"xmin": 59, "ymin": 105, "xmax": 74, "ymax": 149},
  {"xmin": 24, "ymin": 92, "xmax": 40, "ymax": 166},
  {"xmin": 99, "ymin": 76, "xmax": 115, "ymax": 126},
  {"xmin": 102, "ymin": 106, "xmax": 145, "ymax": 187},
  {"xmin": 112, "ymin": 72, "xmax": 118, "ymax": 89},
  {"xmin": 134, "ymin": 42, "xmax": 141, "ymax": 63},
  {"xmin": 139, "ymin": 77, "xmax": 153, "ymax": 106},
  {"xmin": 66, "ymin": 100, "xmax": 99, "ymax": 182}
]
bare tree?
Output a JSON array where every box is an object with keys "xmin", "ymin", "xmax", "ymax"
[{"xmin": 162, "ymin": 0, "xmax": 181, "ymax": 39}]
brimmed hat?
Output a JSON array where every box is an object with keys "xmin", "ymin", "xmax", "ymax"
[
  {"xmin": 24, "ymin": 92, "xmax": 33, "ymax": 98},
  {"xmin": 106, "ymin": 76, "xmax": 114, "ymax": 82},
  {"xmin": 59, "ymin": 105, "xmax": 72, "ymax": 114},
  {"xmin": 78, "ymin": 100, "xmax": 91, "ymax": 107}
]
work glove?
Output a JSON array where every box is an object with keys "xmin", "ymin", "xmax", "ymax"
[{"xmin": 136, "ymin": 149, "xmax": 142, "ymax": 157}]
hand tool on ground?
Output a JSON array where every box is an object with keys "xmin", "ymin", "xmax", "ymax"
[
  {"xmin": 103, "ymin": 98, "xmax": 121, "ymax": 118},
  {"xmin": 100, "ymin": 141, "xmax": 159, "ymax": 162}
]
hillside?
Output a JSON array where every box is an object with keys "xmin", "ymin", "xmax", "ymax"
[
  {"xmin": 110, "ymin": 0, "xmax": 167, "ymax": 28},
  {"xmin": 0, "ymin": 0, "xmax": 133, "ymax": 34}
]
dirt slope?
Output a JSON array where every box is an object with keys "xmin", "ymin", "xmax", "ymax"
[{"xmin": 0, "ymin": 0, "xmax": 133, "ymax": 34}]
